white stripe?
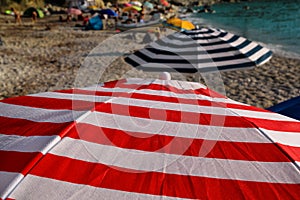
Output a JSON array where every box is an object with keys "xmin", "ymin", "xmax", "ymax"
[
  {"xmin": 78, "ymin": 111, "xmax": 270, "ymax": 143},
  {"xmin": 30, "ymin": 92, "xmax": 112, "ymax": 103},
  {"xmin": 168, "ymin": 35, "xmax": 223, "ymax": 45},
  {"xmin": 239, "ymin": 42, "xmax": 258, "ymax": 54},
  {"xmin": 116, "ymin": 78, "xmax": 207, "ymax": 90},
  {"xmin": 134, "ymin": 60, "xmax": 199, "ymax": 70},
  {"xmin": 131, "ymin": 60, "xmax": 243, "ymax": 70},
  {"xmin": 0, "ymin": 171, "xmax": 24, "ymax": 199},
  {"xmin": 128, "ymin": 53, "xmax": 150, "ymax": 65},
  {"xmin": 51, "ymin": 137, "xmax": 300, "ymax": 183},
  {"xmin": 151, "ymin": 41, "xmax": 234, "ymax": 52},
  {"xmin": 30, "ymin": 90, "xmax": 295, "ymax": 122},
  {"xmin": 150, "ymin": 42, "xmax": 198, "ymax": 52},
  {"xmin": 248, "ymin": 47, "xmax": 271, "ymax": 62},
  {"xmin": 0, "ymin": 134, "xmax": 61, "ymax": 154},
  {"xmin": 196, "ymin": 37, "xmax": 222, "ymax": 44},
  {"xmin": 260, "ymin": 129, "xmax": 300, "ymax": 147},
  {"xmin": 229, "ymin": 37, "xmax": 247, "ymax": 47},
  {"xmin": 92, "ymin": 85, "xmax": 238, "ymax": 105},
  {"xmin": 256, "ymin": 50, "xmax": 272, "ymax": 65},
  {"xmin": 148, "ymin": 79, "xmax": 207, "ymax": 90},
  {"xmin": 9, "ymin": 175, "xmax": 186, "ymax": 200},
  {"xmin": 140, "ymin": 48, "xmax": 199, "ymax": 60},
  {"xmin": 140, "ymin": 48, "xmax": 245, "ymax": 60},
  {"xmin": 197, "ymin": 57, "xmax": 252, "ymax": 67},
  {"xmin": 130, "ymin": 56, "xmax": 252, "ymax": 70},
  {"xmin": 171, "ymin": 36, "xmax": 223, "ymax": 45},
  {"xmin": 30, "ymin": 90, "xmax": 297, "ymax": 122},
  {"xmin": 220, "ymin": 32, "xmax": 235, "ymax": 42},
  {"xmin": 31, "ymin": 88, "xmax": 241, "ymax": 107},
  {"xmin": 230, "ymin": 108, "xmax": 298, "ymax": 122},
  {"xmin": 107, "ymin": 97, "xmax": 296, "ymax": 121},
  {"xmin": 0, "ymin": 102, "xmax": 85, "ymax": 122}
]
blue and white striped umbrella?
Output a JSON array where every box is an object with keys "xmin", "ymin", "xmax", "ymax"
[{"xmin": 125, "ymin": 27, "xmax": 273, "ymax": 73}]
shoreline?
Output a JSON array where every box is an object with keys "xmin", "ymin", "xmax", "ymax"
[{"xmin": 0, "ymin": 14, "xmax": 299, "ymax": 109}]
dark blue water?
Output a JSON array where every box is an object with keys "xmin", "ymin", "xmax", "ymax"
[{"xmin": 189, "ymin": 0, "xmax": 300, "ymax": 59}]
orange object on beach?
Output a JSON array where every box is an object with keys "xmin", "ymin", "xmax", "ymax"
[
  {"xmin": 166, "ymin": 18, "xmax": 195, "ymax": 31},
  {"xmin": 160, "ymin": 0, "xmax": 169, "ymax": 7}
]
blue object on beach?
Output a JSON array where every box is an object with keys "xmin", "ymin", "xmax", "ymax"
[
  {"xmin": 87, "ymin": 15, "xmax": 103, "ymax": 30},
  {"xmin": 267, "ymin": 96, "xmax": 300, "ymax": 120},
  {"xmin": 98, "ymin": 9, "xmax": 118, "ymax": 17}
]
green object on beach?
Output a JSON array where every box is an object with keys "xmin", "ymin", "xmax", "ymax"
[
  {"xmin": 23, "ymin": 7, "xmax": 44, "ymax": 18},
  {"xmin": 5, "ymin": 10, "xmax": 12, "ymax": 15}
]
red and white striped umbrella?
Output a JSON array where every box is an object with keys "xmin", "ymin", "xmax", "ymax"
[{"xmin": 1, "ymin": 78, "xmax": 299, "ymax": 199}]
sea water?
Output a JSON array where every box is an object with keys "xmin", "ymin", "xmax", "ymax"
[{"xmin": 188, "ymin": 0, "xmax": 300, "ymax": 59}]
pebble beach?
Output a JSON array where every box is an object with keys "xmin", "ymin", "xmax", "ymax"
[{"xmin": 0, "ymin": 14, "xmax": 299, "ymax": 109}]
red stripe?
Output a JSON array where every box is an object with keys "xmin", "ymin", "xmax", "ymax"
[
  {"xmin": 278, "ymin": 144, "xmax": 300, "ymax": 162},
  {"xmin": 0, "ymin": 151, "xmax": 43, "ymax": 174},
  {"xmin": 61, "ymin": 88, "xmax": 222, "ymax": 106},
  {"xmin": 58, "ymin": 88, "xmax": 272, "ymax": 113},
  {"xmin": 1, "ymin": 96, "xmax": 100, "ymax": 111},
  {"xmin": 1, "ymin": 87, "xmax": 270, "ymax": 114},
  {"xmin": 102, "ymin": 79, "xmax": 226, "ymax": 98},
  {"xmin": 92, "ymin": 102, "xmax": 262, "ymax": 128},
  {"xmin": 100, "ymin": 79, "xmax": 216, "ymax": 96},
  {"xmin": 2, "ymin": 91, "xmax": 295, "ymax": 131},
  {"xmin": 244, "ymin": 117, "xmax": 300, "ymax": 132},
  {"xmin": 30, "ymin": 154, "xmax": 300, "ymax": 199},
  {"xmin": 99, "ymin": 80, "xmax": 275, "ymax": 114},
  {"xmin": 95, "ymin": 103, "xmax": 300, "ymax": 131},
  {"xmin": 67, "ymin": 123, "xmax": 290, "ymax": 162},
  {"xmin": 0, "ymin": 116, "xmax": 71, "ymax": 136}
]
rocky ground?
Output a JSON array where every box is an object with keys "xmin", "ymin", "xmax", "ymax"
[{"xmin": 0, "ymin": 14, "xmax": 299, "ymax": 109}]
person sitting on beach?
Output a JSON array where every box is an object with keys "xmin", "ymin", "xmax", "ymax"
[
  {"xmin": 137, "ymin": 14, "xmax": 145, "ymax": 23},
  {"xmin": 11, "ymin": 8, "xmax": 22, "ymax": 25},
  {"xmin": 125, "ymin": 13, "xmax": 135, "ymax": 24},
  {"xmin": 32, "ymin": 11, "xmax": 37, "ymax": 23},
  {"xmin": 82, "ymin": 15, "xmax": 90, "ymax": 26}
]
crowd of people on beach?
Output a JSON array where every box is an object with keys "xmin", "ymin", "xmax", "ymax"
[
  {"xmin": 60, "ymin": 2, "xmax": 177, "ymax": 29},
  {"xmin": 2, "ymin": 0, "xmax": 179, "ymax": 31}
]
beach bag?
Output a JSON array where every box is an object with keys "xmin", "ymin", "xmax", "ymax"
[{"xmin": 87, "ymin": 15, "xmax": 103, "ymax": 30}]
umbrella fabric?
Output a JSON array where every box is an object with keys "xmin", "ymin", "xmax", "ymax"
[
  {"xmin": 163, "ymin": 18, "xmax": 195, "ymax": 31},
  {"xmin": 0, "ymin": 78, "xmax": 300, "ymax": 199},
  {"xmin": 268, "ymin": 96, "xmax": 300, "ymax": 120},
  {"xmin": 125, "ymin": 28, "xmax": 273, "ymax": 73}
]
